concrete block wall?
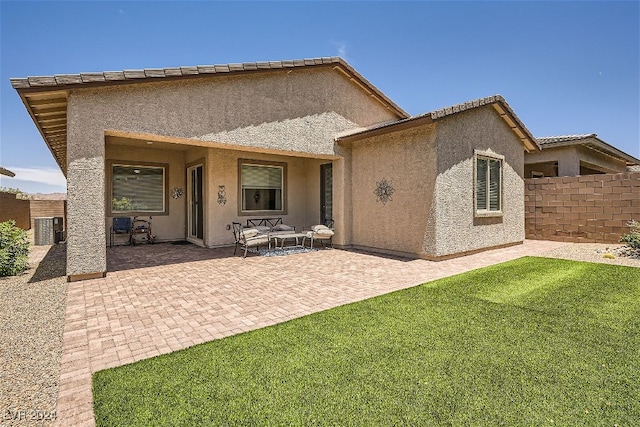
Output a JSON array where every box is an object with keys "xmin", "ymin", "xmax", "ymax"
[
  {"xmin": 30, "ymin": 200, "xmax": 67, "ymax": 230},
  {"xmin": 0, "ymin": 192, "xmax": 31, "ymax": 229},
  {"xmin": 525, "ymin": 172, "xmax": 640, "ymax": 243}
]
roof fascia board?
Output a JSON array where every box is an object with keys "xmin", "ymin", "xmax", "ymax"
[
  {"xmin": 540, "ymin": 137, "xmax": 640, "ymax": 165},
  {"xmin": 336, "ymin": 115, "xmax": 434, "ymax": 143}
]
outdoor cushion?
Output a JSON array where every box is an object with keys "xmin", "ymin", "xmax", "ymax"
[
  {"xmin": 312, "ymin": 224, "xmax": 330, "ymax": 232},
  {"xmin": 242, "ymin": 228, "xmax": 260, "ymax": 238},
  {"xmin": 315, "ymin": 228, "xmax": 334, "ymax": 236},
  {"xmin": 246, "ymin": 235, "xmax": 269, "ymax": 244},
  {"xmin": 273, "ymin": 224, "xmax": 294, "ymax": 231},
  {"xmin": 254, "ymin": 226, "xmax": 271, "ymax": 233}
]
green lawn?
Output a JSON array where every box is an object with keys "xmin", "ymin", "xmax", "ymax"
[{"xmin": 93, "ymin": 257, "xmax": 639, "ymax": 426}]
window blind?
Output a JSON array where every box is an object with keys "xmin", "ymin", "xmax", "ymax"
[
  {"xmin": 112, "ymin": 165, "xmax": 164, "ymax": 212},
  {"xmin": 476, "ymin": 157, "xmax": 501, "ymax": 212},
  {"xmin": 241, "ymin": 165, "xmax": 282, "ymax": 189}
]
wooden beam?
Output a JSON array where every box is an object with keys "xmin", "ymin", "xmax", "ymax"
[
  {"xmin": 26, "ymin": 97, "xmax": 67, "ymax": 107},
  {"xmin": 34, "ymin": 107, "xmax": 65, "ymax": 115}
]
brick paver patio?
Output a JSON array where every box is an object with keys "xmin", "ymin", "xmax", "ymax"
[{"xmin": 55, "ymin": 240, "xmax": 568, "ymax": 426}]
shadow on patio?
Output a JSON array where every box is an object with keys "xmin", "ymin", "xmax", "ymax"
[
  {"xmin": 28, "ymin": 243, "xmax": 67, "ymax": 283},
  {"xmin": 106, "ymin": 242, "xmax": 416, "ymax": 273},
  {"xmin": 107, "ymin": 242, "xmax": 240, "ymax": 272}
]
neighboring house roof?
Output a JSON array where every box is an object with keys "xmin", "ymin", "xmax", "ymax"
[
  {"xmin": 11, "ymin": 57, "xmax": 409, "ymax": 174},
  {"xmin": 535, "ymin": 134, "xmax": 640, "ymax": 166},
  {"xmin": 336, "ymin": 95, "xmax": 539, "ymax": 152},
  {"xmin": 0, "ymin": 166, "xmax": 15, "ymax": 177}
]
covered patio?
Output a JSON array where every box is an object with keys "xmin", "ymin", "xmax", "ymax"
[{"xmin": 105, "ymin": 130, "xmax": 340, "ymax": 253}]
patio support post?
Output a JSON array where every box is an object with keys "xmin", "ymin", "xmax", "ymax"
[
  {"xmin": 66, "ymin": 97, "xmax": 107, "ymax": 281},
  {"xmin": 557, "ymin": 157, "xmax": 580, "ymax": 177},
  {"xmin": 332, "ymin": 146, "xmax": 352, "ymax": 247}
]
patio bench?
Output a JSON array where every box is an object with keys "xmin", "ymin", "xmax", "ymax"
[{"xmin": 246, "ymin": 217, "xmax": 298, "ymax": 236}]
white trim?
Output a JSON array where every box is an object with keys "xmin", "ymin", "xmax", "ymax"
[{"xmin": 474, "ymin": 151, "xmax": 503, "ymax": 217}]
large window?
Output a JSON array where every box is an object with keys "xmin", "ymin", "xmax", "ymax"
[
  {"xmin": 475, "ymin": 152, "xmax": 502, "ymax": 215},
  {"xmin": 111, "ymin": 163, "xmax": 167, "ymax": 214},
  {"xmin": 239, "ymin": 160, "xmax": 286, "ymax": 214}
]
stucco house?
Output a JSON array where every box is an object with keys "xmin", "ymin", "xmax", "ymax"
[
  {"xmin": 524, "ymin": 134, "xmax": 640, "ymax": 178},
  {"xmin": 11, "ymin": 57, "xmax": 537, "ymax": 281}
]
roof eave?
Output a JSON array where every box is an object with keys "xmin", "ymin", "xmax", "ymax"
[
  {"xmin": 0, "ymin": 167, "xmax": 16, "ymax": 177},
  {"xmin": 538, "ymin": 136, "xmax": 640, "ymax": 166},
  {"xmin": 337, "ymin": 95, "xmax": 539, "ymax": 153}
]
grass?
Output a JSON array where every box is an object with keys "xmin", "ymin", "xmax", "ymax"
[{"xmin": 92, "ymin": 257, "xmax": 639, "ymax": 426}]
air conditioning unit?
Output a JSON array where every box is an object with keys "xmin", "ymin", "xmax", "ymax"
[{"xmin": 34, "ymin": 217, "xmax": 65, "ymax": 245}]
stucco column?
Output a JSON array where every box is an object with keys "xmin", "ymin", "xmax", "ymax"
[
  {"xmin": 66, "ymin": 97, "xmax": 107, "ymax": 281},
  {"xmin": 558, "ymin": 157, "xmax": 580, "ymax": 177},
  {"xmin": 332, "ymin": 145, "xmax": 352, "ymax": 247}
]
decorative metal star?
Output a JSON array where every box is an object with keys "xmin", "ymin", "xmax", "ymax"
[
  {"xmin": 171, "ymin": 187, "xmax": 184, "ymax": 199},
  {"xmin": 374, "ymin": 178, "xmax": 395, "ymax": 205}
]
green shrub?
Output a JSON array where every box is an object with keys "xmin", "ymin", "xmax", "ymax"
[
  {"xmin": 620, "ymin": 220, "xmax": 640, "ymax": 250},
  {"xmin": 0, "ymin": 220, "xmax": 30, "ymax": 277}
]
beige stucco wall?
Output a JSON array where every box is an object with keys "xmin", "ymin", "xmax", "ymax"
[
  {"xmin": 66, "ymin": 66, "xmax": 397, "ymax": 277},
  {"xmin": 348, "ymin": 106, "xmax": 525, "ymax": 259},
  {"xmin": 350, "ymin": 124, "xmax": 438, "ymax": 256},
  {"xmin": 525, "ymin": 142, "xmax": 627, "ymax": 177},
  {"xmin": 70, "ymin": 67, "xmax": 398, "ymax": 157},
  {"xmin": 432, "ymin": 107, "xmax": 525, "ymax": 257}
]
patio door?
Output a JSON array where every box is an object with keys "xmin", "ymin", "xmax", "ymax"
[
  {"xmin": 320, "ymin": 163, "xmax": 333, "ymax": 225},
  {"xmin": 187, "ymin": 164, "xmax": 204, "ymax": 244}
]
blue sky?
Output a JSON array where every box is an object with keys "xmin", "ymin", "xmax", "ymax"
[{"xmin": 1, "ymin": 1, "xmax": 638, "ymax": 194}]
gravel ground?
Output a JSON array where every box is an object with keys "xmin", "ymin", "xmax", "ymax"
[
  {"xmin": 539, "ymin": 242, "xmax": 640, "ymax": 268},
  {"xmin": 0, "ymin": 242, "xmax": 67, "ymax": 426}
]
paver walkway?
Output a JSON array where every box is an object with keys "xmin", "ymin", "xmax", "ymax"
[{"xmin": 55, "ymin": 240, "xmax": 568, "ymax": 426}]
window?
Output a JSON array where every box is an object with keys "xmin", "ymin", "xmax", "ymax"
[
  {"xmin": 239, "ymin": 160, "xmax": 286, "ymax": 214},
  {"xmin": 111, "ymin": 163, "xmax": 167, "ymax": 214},
  {"xmin": 475, "ymin": 152, "xmax": 503, "ymax": 215}
]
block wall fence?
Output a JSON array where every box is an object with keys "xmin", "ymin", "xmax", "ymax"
[
  {"xmin": 0, "ymin": 192, "xmax": 31, "ymax": 229},
  {"xmin": 0, "ymin": 193, "xmax": 67, "ymax": 231},
  {"xmin": 525, "ymin": 172, "xmax": 640, "ymax": 243}
]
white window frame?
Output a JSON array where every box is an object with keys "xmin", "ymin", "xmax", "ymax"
[
  {"xmin": 109, "ymin": 162, "xmax": 168, "ymax": 215},
  {"xmin": 474, "ymin": 150, "xmax": 504, "ymax": 217},
  {"xmin": 238, "ymin": 159, "xmax": 287, "ymax": 216}
]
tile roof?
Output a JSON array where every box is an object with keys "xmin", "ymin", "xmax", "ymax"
[
  {"xmin": 336, "ymin": 95, "xmax": 539, "ymax": 152},
  {"xmin": 536, "ymin": 134, "xmax": 596, "ymax": 144},
  {"xmin": 535, "ymin": 133, "xmax": 639, "ymax": 165},
  {"xmin": 11, "ymin": 57, "xmax": 336, "ymax": 88}
]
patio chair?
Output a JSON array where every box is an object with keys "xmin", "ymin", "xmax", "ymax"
[
  {"xmin": 232, "ymin": 222, "xmax": 271, "ymax": 258},
  {"xmin": 303, "ymin": 219, "xmax": 334, "ymax": 249},
  {"xmin": 110, "ymin": 217, "xmax": 132, "ymax": 247}
]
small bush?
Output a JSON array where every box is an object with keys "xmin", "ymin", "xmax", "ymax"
[
  {"xmin": 620, "ymin": 220, "xmax": 640, "ymax": 250},
  {"xmin": 0, "ymin": 220, "xmax": 30, "ymax": 277}
]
